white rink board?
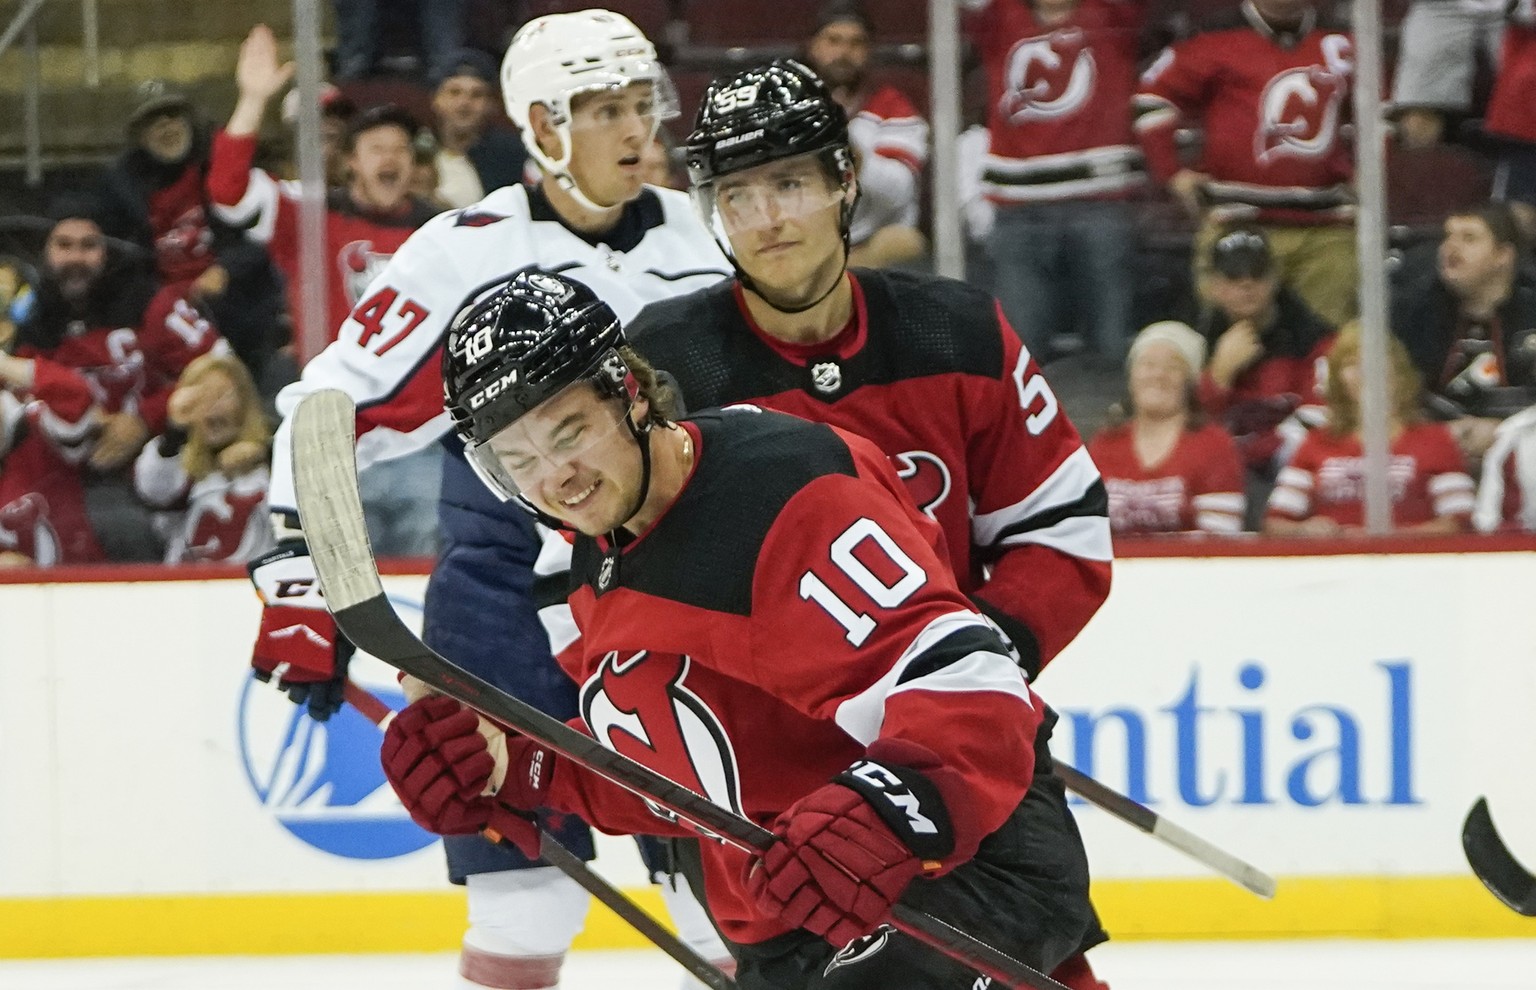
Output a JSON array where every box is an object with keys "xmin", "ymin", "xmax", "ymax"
[{"xmin": 1, "ymin": 551, "xmax": 1533, "ymax": 903}]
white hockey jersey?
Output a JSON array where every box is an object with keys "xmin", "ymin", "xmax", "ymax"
[{"xmin": 267, "ymin": 183, "xmax": 731, "ymax": 514}]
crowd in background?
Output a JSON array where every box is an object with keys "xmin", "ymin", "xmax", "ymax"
[{"xmin": 2, "ymin": 0, "xmax": 1536, "ymax": 570}]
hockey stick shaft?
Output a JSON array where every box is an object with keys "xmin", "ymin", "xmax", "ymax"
[
  {"xmin": 1463, "ymin": 797, "xmax": 1536, "ymax": 917},
  {"xmin": 341, "ymin": 682, "xmax": 739, "ymax": 989},
  {"xmin": 1053, "ymin": 763, "xmax": 1276, "ymax": 898},
  {"xmin": 294, "ymin": 389, "xmax": 1065, "ymax": 990}
]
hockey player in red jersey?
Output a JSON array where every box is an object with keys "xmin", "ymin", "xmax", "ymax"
[
  {"xmin": 620, "ymin": 58, "xmax": 1113, "ymax": 989},
  {"xmin": 1134, "ymin": 0, "xmax": 1358, "ymax": 326},
  {"xmin": 380, "ymin": 265, "xmax": 1101, "ymax": 989}
]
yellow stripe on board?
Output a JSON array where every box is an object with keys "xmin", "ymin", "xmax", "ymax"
[{"xmin": 0, "ymin": 877, "xmax": 1530, "ymax": 959}]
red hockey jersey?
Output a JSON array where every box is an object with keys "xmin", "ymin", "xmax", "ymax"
[
  {"xmin": 968, "ymin": 0, "xmax": 1147, "ymax": 202},
  {"xmin": 1267, "ymin": 421, "xmax": 1474, "ymax": 528},
  {"xmin": 206, "ymin": 130, "xmax": 439, "ymax": 353},
  {"xmin": 1487, "ymin": 22, "xmax": 1536, "ymax": 144},
  {"xmin": 1088, "ymin": 421, "xmax": 1245, "ymax": 534},
  {"xmin": 542, "ymin": 409, "xmax": 1040, "ymax": 946},
  {"xmin": 628, "ymin": 268, "xmax": 1112, "ymax": 676},
  {"xmin": 0, "ymin": 360, "xmax": 103, "ymax": 565},
  {"xmin": 1134, "ymin": 4, "xmax": 1355, "ymax": 224}
]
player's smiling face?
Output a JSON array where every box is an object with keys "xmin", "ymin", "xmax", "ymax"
[
  {"xmin": 563, "ymin": 84, "xmax": 660, "ymax": 208},
  {"xmin": 488, "ymin": 383, "xmax": 645, "ymax": 535},
  {"xmin": 717, "ymin": 155, "xmax": 848, "ymax": 306}
]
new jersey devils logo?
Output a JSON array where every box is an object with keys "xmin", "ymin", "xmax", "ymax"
[
  {"xmin": 892, "ymin": 450, "xmax": 952, "ymax": 520},
  {"xmin": 184, "ymin": 488, "xmax": 268, "ymax": 562},
  {"xmin": 1255, "ymin": 37, "xmax": 1352, "ymax": 164},
  {"xmin": 0, "ymin": 493, "xmax": 61, "ymax": 566},
  {"xmin": 337, "ymin": 239, "xmax": 394, "ymax": 306},
  {"xmin": 999, "ymin": 28, "xmax": 1096, "ymax": 123},
  {"xmin": 581, "ymin": 651, "xmax": 742, "ymax": 825}
]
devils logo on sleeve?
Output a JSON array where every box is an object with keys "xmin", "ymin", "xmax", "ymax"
[
  {"xmin": 580, "ymin": 650, "xmax": 744, "ymax": 822},
  {"xmin": 892, "ymin": 450, "xmax": 952, "ymax": 520}
]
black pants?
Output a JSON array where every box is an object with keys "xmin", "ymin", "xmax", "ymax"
[{"xmin": 675, "ymin": 717, "xmax": 1106, "ymax": 989}]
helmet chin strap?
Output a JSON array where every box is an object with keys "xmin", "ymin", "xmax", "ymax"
[{"xmin": 734, "ymin": 236, "xmax": 851, "ymax": 316}]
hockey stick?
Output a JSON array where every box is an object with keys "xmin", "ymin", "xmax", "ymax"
[
  {"xmin": 340, "ymin": 682, "xmax": 739, "ymax": 989},
  {"xmin": 1462, "ymin": 797, "xmax": 1536, "ymax": 916},
  {"xmin": 293, "ymin": 389, "xmax": 1065, "ymax": 990},
  {"xmin": 1053, "ymin": 764, "xmax": 1276, "ymax": 898}
]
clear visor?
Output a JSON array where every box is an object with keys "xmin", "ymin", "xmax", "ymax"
[
  {"xmin": 694, "ymin": 151, "xmax": 847, "ymax": 237},
  {"xmin": 564, "ymin": 71, "xmax": 679, "ymax": 135},
  {"xmin": 465, "ymin": 380, "xmax": 634, "ymax": 502}
]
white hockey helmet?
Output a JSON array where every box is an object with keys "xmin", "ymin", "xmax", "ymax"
[{"xmin": 501, "ymin": 9, "xmax": 679, "ymax": 210}]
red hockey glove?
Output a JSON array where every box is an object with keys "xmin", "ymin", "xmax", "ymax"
[
  {"xmin": 745, "ymin": 758, "xmax": 954, "ymax": 947},
  {"xmin": 248, "ymin": 540, "xmax": 353, "ymax": 721},
  {"xmin": 380, "ymin": 696, "xmax": 543, "ymax": 857}
]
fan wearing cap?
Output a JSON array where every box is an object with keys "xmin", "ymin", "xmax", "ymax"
[
  {"xmin": 801, "ymin": 2, "xmax": 930, "ymax": 268},
  {"xmin": 1194, "ymin": 228, "xmax": 1334, "ymax": 476},
  {"xmin": 207, "ymin": 25, "xmax": 440, "ymax": 348},
  {"xmin": 1088, "ymin": 322, "xmax": 1245, "ymax": 535},
  {"xmin": 430, "ymin": 48, "xmax": 528, "ymax": 209}
]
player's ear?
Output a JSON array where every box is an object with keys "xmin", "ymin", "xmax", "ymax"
[{"xmin": 528, "ymin": 103, "xmax": 564, "ymax": 159}]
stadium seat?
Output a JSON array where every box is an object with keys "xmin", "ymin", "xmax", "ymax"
[
  {"xmin": 684, "ymin": 0, "xmax": 823, "ymax": 46},
  {"xmin": 518, "ymin": 0, "xmax": 673, "ymax": 41}
]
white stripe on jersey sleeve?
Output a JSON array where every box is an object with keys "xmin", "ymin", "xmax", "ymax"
[
  {"xmin": 996, "ymin": 513, "xmax": 1113, "ymax": 560},
  {"xmin": 535, "ymin": 523, "xmax": 580, "ymax": 656},
  {"xmin": 1267, "ymin": 484, "xmax": 1311, "ymax": 518},
  {"xmin": 972, "ymin": 445, "xmax": 1105, "ymax": 548},
  {"xmin": 833, "ymin": 610, "xmax": 1030, "ymax": 746},
  {"xmin": 209, "ymin": 168, "xmax": 282, "ymax": 245}
]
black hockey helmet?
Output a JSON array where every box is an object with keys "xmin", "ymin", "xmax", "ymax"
[
  {"xmin": 686, "ymin": 59, "xmax": 858, "ymax": 236},
  {"xmin": 443, "ymin": 266, "xmax": 630, "ymax": 453}
]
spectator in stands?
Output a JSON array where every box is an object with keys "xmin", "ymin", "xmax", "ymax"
[
  {"xmin": 1488, "ymin": 2, "xmax": 1536, "ymax": 240},
  {"xmin": 97, "ymin": 80, "xmax": 287, "ymax": 390},
  {"xmin": 14, "ymin": 202, "xmax": 226, "ymax": 561},
  {"xmin": 280, "ymin": 82, "xmax": 358, "ymax": 187},
  {"xmin": 1265, "ymin": 323, "xmax": 1475, "ymax": 535},
  {"xmin": 803, "ymin": 2, "xmax": 930, "ymax": 268},
  {"xmin": 1391, "ymin": 203, "xmax": 1536, "ymax": 460},
  {"xmin": 209, "ymin": 26, "xmax": 440, "ymax": 352},
  {"xmin": 1135, "ymin": 0, "xmax": 1358, "ymax": 326},
  {"xmin": 964, "ymin": 0, "xmax": 1147, "ymax": 363},
  {"xmin": 0, "ymin": 351, "xmax": 103, "ymax": 566},
  {"xmin": 1196, "ymin": 228, "xmax": 1333, "ymax": 477},
  {"xmin": 1390, "ymin": 0, "xmax": 1504, "ymax": 140},
  {"xmin": 1090, "ymin": 321, "xmax": 1246, "ymax": 535},
  {"xmin": 331, "ymin": 0, "xmax": 465, "ymax": 84},
  {"xmin": 0, "ymin": 257, "xmax": 34, "ymax": 350},
  {"xmin": 429, "ymin": 48, "xmax": 527, "ymax": 209},
  {"xmin": 134, "ymin": 352, "xmax": 274, "ymax": 563}
]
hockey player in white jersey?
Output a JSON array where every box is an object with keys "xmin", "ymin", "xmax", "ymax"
[{"xmin": 243, "ymin": 10, "xmax": 733, "ymax": 989}]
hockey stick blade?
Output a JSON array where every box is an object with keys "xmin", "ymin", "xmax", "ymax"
[
  {"xmin": 1054, "ymin": 764, "xmax": 1276, "ymax": 898},
  {"xmin": 1463, "ymin": 797, "xmax": 1536, "ymax": 916},
  {"xmin": 291, "ymin": 389, "xmax": 1065, "ymax": 990},
  {"xmin": 341, "ymin": 683, "xmax": 738, "ymax": 990}
]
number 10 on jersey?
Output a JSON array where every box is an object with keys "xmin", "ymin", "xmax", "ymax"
[{"xmin": 798, "ymin": 517, "xmax": 928, "ymax": 646}]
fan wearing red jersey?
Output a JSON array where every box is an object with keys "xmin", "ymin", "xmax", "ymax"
[
  {"xmin": 381, "ymin": 266, "xmax": 1099, "ymax": 990},
  {"xmin": 620, "ymin": 59, "xmax": 1111, "ymax": 990},
  {"xmin": 0, "ymin": 352, "xmax": 104, "ymax": 566},
  {"xmin": 1089, "ymin": 322, "xmax": 1245, "ymax": 535},
  {"xmin": 1266, "ymin": 323, "xmax": 1475, "ymax": 534},
  {"xmin": 1134, "ymin": 0, "xmax": 1358, "ymax": 325}
]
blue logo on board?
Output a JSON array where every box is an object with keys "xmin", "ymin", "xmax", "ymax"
[{"xmin": 236, "ymin": 596, "xmax": 436, "ymax": 859}]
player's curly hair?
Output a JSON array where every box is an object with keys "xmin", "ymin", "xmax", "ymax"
[{"xmin": 618, "ymin": 344, "xmax": 679, "ymax": 428}]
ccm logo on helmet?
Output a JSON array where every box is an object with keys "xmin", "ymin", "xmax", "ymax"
[{"xmin": 468, "ymin": 368, "xmax": 521, "ymax": 410}]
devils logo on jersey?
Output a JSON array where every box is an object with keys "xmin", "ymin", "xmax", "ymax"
[
  {"xmin": 184, "ymin": 487, "xmax": 268, "ymax": 562},
  {"xmin": 1255, "ymin": 36, "xmax": 1352, "ymax": 164},
  {"xmin": 337, "ymin": 239, "xmax": 395, "ymax": 306},
  {"xmin": 580, "ymin": 651, "xmax": 743, "ymax": 826},
  {"xmin": 999, "ymin": 28, "xmax": 1096, "ymax": 124},
  {"xmin": 892, "ymin": 450, "xmax": 952, "ymax": 520},
  {"xmin": 0, "ymin": 493, "xmax": 61, "ymax": 566}
]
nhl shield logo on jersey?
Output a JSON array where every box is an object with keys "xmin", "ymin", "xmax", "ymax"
[{"xmin": 810, "ymin": 360, "xmax": 843, "ymax": 394}]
